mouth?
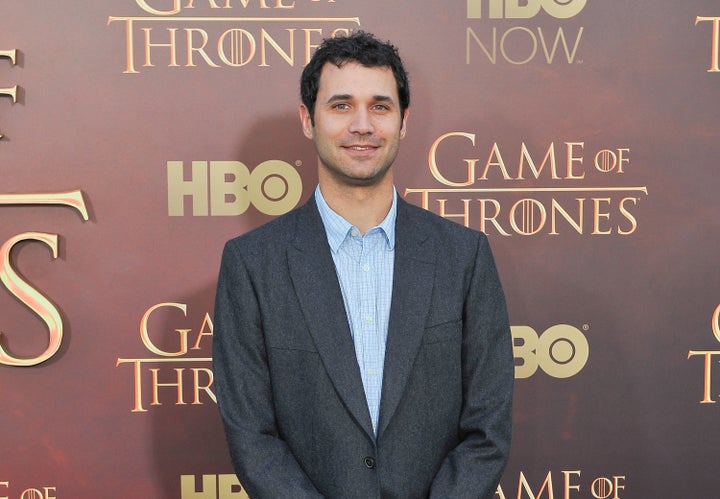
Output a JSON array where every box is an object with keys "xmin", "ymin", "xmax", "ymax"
[
  {"xmin": 341, "ymin": 141, "xmax": 381, "ymax": 153},
  {"xmin": 342, "ymin": 145, "xmax": 379, "ymax": 161}
]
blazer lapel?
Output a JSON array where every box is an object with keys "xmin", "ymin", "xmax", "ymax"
[
  {"xmin": 286, "ymin": 197, "xmax": 375, "ymax": 439},
  {"xmin": 378, "ymin": 199, "xmax": 436, "ymax": 437}
]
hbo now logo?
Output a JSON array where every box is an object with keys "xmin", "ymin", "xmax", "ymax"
[
  {"xmin": 167, "ymin": 160, "xmax": 302, "ymax": 217},
  {"xmin": 468, "ymin": 0, "xmax": 587, "ymax": 19},
  {"xmin": 512, "ymin": 324, "xmax": 589, "ymax": 379}
]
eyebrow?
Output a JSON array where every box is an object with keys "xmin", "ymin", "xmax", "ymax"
[{"xmin": 325, "ymin": 94, "xmax": 396, "ymax": 105}]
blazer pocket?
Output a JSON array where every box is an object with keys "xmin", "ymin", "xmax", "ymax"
[
  {"xmin": 265, "ymin": 327, "xmax": 319, "ymax": 352},
  {"xmin": 422, "ymin": 318, "xmax": 462, "ymax": 344}
]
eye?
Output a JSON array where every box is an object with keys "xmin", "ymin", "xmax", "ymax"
[{"xmin": 332, "ymin": 103, "xmax": 350, "ymax": 110}]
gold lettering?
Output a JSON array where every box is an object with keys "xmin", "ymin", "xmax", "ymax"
[
  {"xmin": 116, "ymin": 358, "xmax": 148, "ymax": 412},
  {"xmin": 303, "ymin": 28, "xmax": 323, "ymax": 64},
  {"xmin": 140, "ymin": 302, "xmax": 190, "ymax": 356},
  {"xmin": 186, "ymin": 28, "xmax": 221, "ymax": 67},
  {"xmin": 466, "ymin": 27, "xmax": 495, "ymax": 64},
  {"xmin": 180, "ymin": 475, "xmax": 216, "ymax": 498},
  {"xmin": 517, "ymin": 142, "xmax": 559, "ymax": 180},
  {"xmin": 143, "ymin": 28, "xmax": 179, "ymax": 67},
  {"xmin": 505, "ymin": 0, "xmax": 542, "ymax": 19},
  {"xmin": 107, "ymin": 17, "xmax": 140, "ymax": 74},
  {"xmin": 173, "ymin": 0, "xmax": 296, "ymax": 9},
  {"xmin": 467, "ymin": 0, "xmax": 503, "ymax": 20},
  {"xmin": 468, "ymin": 0, "xmax": 586, "ymax": 19},
  {"xmin": 0, "ymin": 191, "xmax": 88, "ymax": 367},
  {"xmin": 591, "ymin": 198, "xmax": 611, "ymax": 235},
  {"xmin": 209, "ymin": 161, "xmax": 251, "ymax": 215},
  {"xmin": 538, "ymin": 26, "xmax": 583, "ymax": 64},
  {"xmin": 185, "ymin": 0, "xmax": 233, "ymax": 8},
  {"xmin": 192, "ymin": 367, "xmax": 216, "ymax": 404},
  {"xmin": 518, "ymin": 470, "xmax": 554, "ymax": 499},
  {"xmin": 617, "ymin": 147, "xmax": 629, "ymax": 173},
  {"xmin": 428, "ymin": 132, "xmax": 477, "ymax": 186},
  {"xmin": 0, "ymin": 233, "xmax": 63, "ymax": 367},
  {"xmin": 218, "ymin": 474, "xmax": 247, "ymax": 499},
  {"xmin": 116, "ymin": 357, "xmax": 215, "ymax": 411},
  {"xmin": 512, "ymin": 326, "xmax": 540, "ymax": 379},
  {"xmin": 542, "ymin": 0, "xmax": 587, "ymax": 19},
  {"xmin": 190, "ymin": 313, "xmax": 214, "ymax": 350},
  {"xmin": 1, "ymin": 48, "xmax": 19, "ymax": 139},
  {"xmin": 259, "ymin": 28, "xmax": 295, "ymax": 67},
  {"xmin": 510, "ymin": 198, "xmax": 545, "ymax": 235},
  {"xmin": 135, "ymin": 0, "xmax": 182, "ymax": 15},
  {"xmin": 563, "ymin": 470, "xmax": 581, "ymax": 496},
  {"xmin": 696, "ymin": 16, "xmax": 720, "ymax": 72},
  {"xmin": 151, "ymin": 367, "xmax": 187, "ymax": 405},
  {"xmin": 167, "ymin": 161, "xmax": 210, "ymax": 216},
  {"xmin": 0, "ymin": 190, "xmax": 89, "ymax": 219},
  {"xmin": 479, "ymin": 142, "xmax": 512, "ymax": 180},
  {"xmin": 687, "ymin": 350, "xmax": 720, "ymax": 403},
  {"xmin": 107, "ymin": 20, "xmax": 360, "ymax": 74},
  {"xmin": 479, "ymin": 199, "xmax": 511, "ymax": 236},
  {"xmin": 180, "ymin": 474, "xmax": 249, "ymax": 499},
  {"xmin": 550, "ymin": 198, "xmax": 584, "ymax": 235},
  {"xmin": 565, "ymin": 141, "xmax": 585, "ymax": 179},
  {"xmin": 0, "ymin": 50, "xmax": 16, "ymax": 64},
  {"xmin": 500, "ymin": 27, "xmax": 537, "ymax": 65},
  {"xmin": 218, "ymin": 29, "xmax": 256, "ymax": 67},
  {"xmin": 436, "ymin": 198, "xmax": 471, "ymax": 227},
  {"xmin": 617, "ymin": 197, "xmax": 638, "ymax": 235}
]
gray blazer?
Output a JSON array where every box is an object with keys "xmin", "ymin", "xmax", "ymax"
[{"xmin": 213, "ymin": 195, "xmax": 513, "ymax": 499}]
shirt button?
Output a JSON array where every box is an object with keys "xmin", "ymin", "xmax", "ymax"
[
  {"xmin": 351, "ymin": 229, "xmax": 360, "ymax": 237},
  {"xmin": 362, "ymin": 264, "xmax": 370, "ymax": 272},
  {"xmin": 363, "ymin": 457, "xmax": 376, "ymax": 469}
]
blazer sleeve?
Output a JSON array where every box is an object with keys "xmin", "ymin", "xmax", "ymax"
[
  {"xmin": 213, "ymin": 241, "xmax": 324, "ymax": 499},
  {"xmin": 429, "ymin": 233, "xmax": 514, "ymax": 499}
]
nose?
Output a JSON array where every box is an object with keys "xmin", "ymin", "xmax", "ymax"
[{"xmin": 348, "ymin": 107, "xmax": 374, "ymax": 135}]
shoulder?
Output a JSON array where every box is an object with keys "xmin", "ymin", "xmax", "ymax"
[
  {"xmin": 223, "ymin": 197, "xmax": 318, "ymax": 258},
  {"xmin": 398, "ymin": 197, "xmax": 486, "ymax": 249}
]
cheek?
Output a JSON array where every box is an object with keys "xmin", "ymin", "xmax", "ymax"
[{"xmin": 316, "ymin": 124, "xmax": 344, "ymax": 144}]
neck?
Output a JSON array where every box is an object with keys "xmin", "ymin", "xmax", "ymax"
[{"xmin": 318, "ymin": 176, "xmax": 394, "ymax": 235}]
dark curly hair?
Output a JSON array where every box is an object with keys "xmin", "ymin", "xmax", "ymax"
[{"xmin": 300, "ymin": 31, "xmax": 410, "ymax": 125}]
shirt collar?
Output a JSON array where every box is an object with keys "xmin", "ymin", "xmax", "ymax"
[{"xmin": 315, "ymin": 185, "xmax": 397, "ymax": 253}]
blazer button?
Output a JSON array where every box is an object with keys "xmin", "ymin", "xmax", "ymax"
[{"xmin": 363, "ymin": 457, "xmax": 376, "ymax": 469}]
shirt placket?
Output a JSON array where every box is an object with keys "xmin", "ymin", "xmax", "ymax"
[{"xmin": 361, "ymin": 231, "xmax": 383, "ymax": 434}]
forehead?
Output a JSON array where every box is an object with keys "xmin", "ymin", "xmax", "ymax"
[{"xmin": 317, "ymin": 61, "xmax": 399, "ymax": 101}]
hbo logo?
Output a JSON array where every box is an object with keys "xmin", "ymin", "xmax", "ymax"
[
  {"xmin": 512, "ymin": 324, "xmax": 589, "ymax": 379},
  {"xmin": 468, "ymin": 0, "xmax": 587, "ymax": 19},
  {"xmin": 167, "ymin": 160, "xmax": 302, "ymax": 217}
]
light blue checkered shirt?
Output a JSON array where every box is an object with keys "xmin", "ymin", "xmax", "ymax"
[{"xmin": 315, "ymin": 185, "xmax": 396, "ymax": 436}]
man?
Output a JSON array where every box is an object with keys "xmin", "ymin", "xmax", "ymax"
[{"xmin": 213, "ymin": 31, "xmax": 513, "ymax": 498}]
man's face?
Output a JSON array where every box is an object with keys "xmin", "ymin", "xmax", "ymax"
[{"xmin": 300, "ymin": 61, "xmax": 409, "ymax": 188}]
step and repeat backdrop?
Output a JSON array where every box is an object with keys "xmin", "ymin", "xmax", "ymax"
[{"xmin": 2, "ymin": 1, "xmax": 719, "ymax": 497}]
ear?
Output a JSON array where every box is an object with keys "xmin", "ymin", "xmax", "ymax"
[
  {"xmin": 400, "ymin": 108, "xmax": 409, "ymax": 139},
  {"xmin": 299, "ymin": 104, "xmax": 314, "ymax": 139}
]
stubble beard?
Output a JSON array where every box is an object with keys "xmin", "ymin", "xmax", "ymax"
[
  {"xmin": 316, "ymin": 138, "xmax": 399, "ymax": 188},
  {"xmin": 319, "ymin": 157, "xmax": 393, "ymax": 187}
]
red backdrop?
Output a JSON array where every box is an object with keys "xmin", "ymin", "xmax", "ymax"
[{"xmin": 2, "ymin": 1, "xmax": 719, "ymax": 497}]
